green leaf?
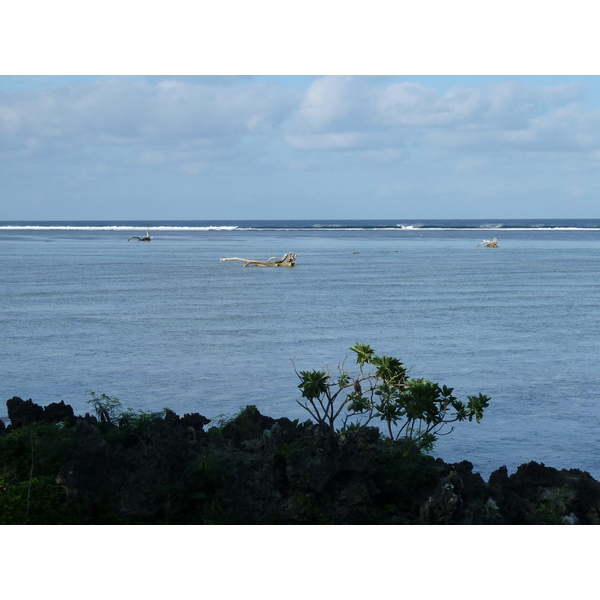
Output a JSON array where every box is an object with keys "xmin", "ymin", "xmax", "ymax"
[
  {"xmin": 349, "ymin": 343, "xmax": 375, "ymax": 365},
  {"xmin": 337, "ymin": 373, "xmax": 349, "ymax": 387},
  {"xmin": 347, "ymin": 393, "xmax": 371, "ymax": 413},
  {"xmin": 370, "ymin": 355, "xmax": 405, "ymax": 383},
  {"xmin": 297, "ymin": 370, "xmax": 328, "ymax": 400},
  {"xmin": 466, "ymin": 393, "xmax": 490, "ymax": 423}
]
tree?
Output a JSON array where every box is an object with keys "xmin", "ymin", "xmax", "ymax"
[
  {"xmin": 86, "ymin": 391, "xmax": 123, "ymax": 424},
  {"xmin": 295, "ymin": 343, "xmax": 490, "ymax": 451}
]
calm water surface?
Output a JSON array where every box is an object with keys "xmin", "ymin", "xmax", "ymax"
[{"xmin": 2, "ymin": 220, "xmax": 600, "ymax": 479}]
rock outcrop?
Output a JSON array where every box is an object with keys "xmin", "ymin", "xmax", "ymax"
[
  {"xmin": 2, "ymin": 397, "xmax": 600, "ymax": 524},
  {"xmin": 6, "ymin": 396, "xmax": 75, "ymax": 429}
]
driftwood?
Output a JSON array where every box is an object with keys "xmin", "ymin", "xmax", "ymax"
[
  {"xmin": 476, "ymin": 237, "xmax": 498, "ymax": 248},
  {"xmin": 128, "ymin": 229, "xmax": 153, "ymax": 242},
  {"xmin": 219, "ymin": 252, "xmax": 298, "ymax": 267}
]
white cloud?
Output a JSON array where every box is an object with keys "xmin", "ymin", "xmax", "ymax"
[
  {"xmin": 180, "ymin": 162, "xmax": 208, "ymax": 176},
  {"xmin": 567, "ymin": 184, "xmax": 587, "ymax": 198},
  {"xmin": 138, "ymin": 150, "xmax": 167, "ymax": 165},
  {"xmin": 452, "ymin": 157, "xmax": 488, "ymax": 173},
  {"xmin": 0, "ymin": 77, "xmax": 299, "ymax": 160},
  {"xmin": 2, "ymin": 75, "xmax": 600, "ymax": 190},
  {"xmin": 283, "ymin": 76, "xmax": 598, "ymax": 158},
  {"xmin": 285, "ymin": 131, "xmax": 379, "ymax": 151}
]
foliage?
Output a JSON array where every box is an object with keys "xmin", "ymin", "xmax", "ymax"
[
  {"xmin": 86, "ymin": 390, "xmax": 166, "ymax": 437},
  {"xmin": 0, "ymin": 421, "xmax": 79, "ymax": 524},
  {"xmin": 86, "ymin": 391, "xmax": 123, "ymax": 424},
  {"xmin": 295, "ymin": 343, "xmax": 490, "ymax": 451},
  {"xmin": 374, "ymin": 438, "xmax": 443, "ymax": 506},
  {"xmin": 118, "ymin": 407, "xmax": 167, "ymax": 433},
  {"xmin": 229, "ymin": 404, "xmax": 260, "ymax": 422},
  {"xmin": 0, "ymin": 421, "xmax": 77, "ymax": 479},
  {"xmin": 210, "ymin": 405, "xmax": 259, "ymax": 430},
  {"xmin": 209, "ymin": 404, "xmax": 282, "ymax": 435}
]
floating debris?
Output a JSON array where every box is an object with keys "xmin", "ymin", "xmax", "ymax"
[
  {"xmin": 219, "ymin": 252, "xmax": 298, "ymax": 267},
  {"xmin": 128, "ymin": 229, "xmax": 153, "ymax": 242},
  {"xmin": 476, "ymin": 237, "xmax": 498, "ymax": 248}
]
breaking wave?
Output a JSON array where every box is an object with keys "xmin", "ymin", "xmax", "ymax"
[{"xmin": 2, "ymin": 220, "xmax": 600, "ymax": 231}]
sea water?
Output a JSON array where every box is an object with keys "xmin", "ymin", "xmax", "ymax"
[{"xmin": 1, "ymin": 219, "xmax": 600, "ymax": 479}]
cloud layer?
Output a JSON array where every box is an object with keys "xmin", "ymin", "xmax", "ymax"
[
  {"xmin": 2, "ymin": 76, "xmax": 598, "ymax": 159},
  {"xmin": 1, "ymin": 75, "xmax": 600, "ymax": 218}
]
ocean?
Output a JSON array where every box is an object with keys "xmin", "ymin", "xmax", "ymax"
[{"xmin": 2, "ymin": 219, "xmax": 600, "ymax": 479}]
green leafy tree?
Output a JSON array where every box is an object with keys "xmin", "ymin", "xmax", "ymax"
[
  {"xmin": 295, "ymin": 343, "xmax": 490, "ymax": 451},
  {"xmin": 86, "ymin": 391, "xmax": 166, "ymax": 431},
  {"xmin": 86, "ymin": 391, "xmax": 124, "ymax": 424}
]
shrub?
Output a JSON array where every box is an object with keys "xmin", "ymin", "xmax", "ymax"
[
  {"xmin": 295, "ymin": 343, "xmax": 490, "ymax": 451},
  {"xmin": 0, "ymin": 421, "xmax": 79, "ymax": 524},
  {"xmin": 86, "ymin": 391, "xmax": 166, "ymax": 432}
]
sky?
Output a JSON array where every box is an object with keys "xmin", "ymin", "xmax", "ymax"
[{"xmin": 2, "ymin": 2, "xmax": 600, "ymax": 221}]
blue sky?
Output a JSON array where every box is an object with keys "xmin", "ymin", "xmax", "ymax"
[
  {"xmin": 3, "ymin": 75, "xmax": 600, "ymax": 220},
  {"xmin": 2, "ymin": 4, "xmax": 600, "ymax": 220}
]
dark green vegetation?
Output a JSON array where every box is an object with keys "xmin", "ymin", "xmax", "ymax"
[{"xmin": 2, "ymin": 348, "xmax": 600, "ymax": 524}]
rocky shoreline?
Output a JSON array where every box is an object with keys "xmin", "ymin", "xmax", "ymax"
[{"xmin": 1, "ymin": 396, "xmax": 599, "ymax": 524}]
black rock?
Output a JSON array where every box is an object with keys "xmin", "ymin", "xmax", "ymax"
[
  {"xmin": 6, "ymin": 396, "xmax": 44, "ymax": 428},
  {"xmin": 44, "ymin": 400, "xmax": 75, "ymax": 424}
]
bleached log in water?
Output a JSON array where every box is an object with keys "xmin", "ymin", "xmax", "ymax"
[
  {"xmin": 219, "ymin": 252, "xmax": 298, "ymax": 267},
  {"xmin": 476, "ymin": 238, "xmax": 498, "ymax": 248}
]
